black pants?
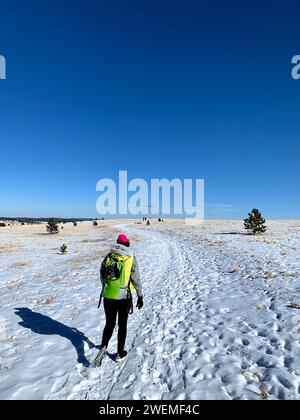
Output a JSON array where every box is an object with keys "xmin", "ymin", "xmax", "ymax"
[{"xmin": 101, "ymin": 298, "xmax": 130, "ymax": 353}]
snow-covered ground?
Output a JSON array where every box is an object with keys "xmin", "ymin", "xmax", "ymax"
[{"xmin": 1, "ymin": 219, "xmax": 300, "ymax": 400}]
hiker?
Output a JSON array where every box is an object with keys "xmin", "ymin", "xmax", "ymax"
[{"xmin": 94, "ymin": 234, "xmax": 143, "ymax": 365}]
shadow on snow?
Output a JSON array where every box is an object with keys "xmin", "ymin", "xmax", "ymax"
[{"xmin": 15, "ymin": 307, "xmax": 95, "ymax": 367}]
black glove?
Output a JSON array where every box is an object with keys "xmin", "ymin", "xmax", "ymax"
[{"xmin": 137, "ymin": 296, "xmax": 143, "ymax": 309}]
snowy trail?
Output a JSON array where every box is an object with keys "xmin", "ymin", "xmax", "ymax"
[
  {"xmin": 48, "ymin": 224, "xmax": 300, "ymax": 400},
  {"xmin": 46, "ymin": 225, "xmax": 210, "ymax": 400},
  {"xmin": 56, "ymin": 226, "xmax": 177, "ymax": 400},
  {"xmin": 1, "ymin": 221, "xmax": 300, "ymax": 400}
]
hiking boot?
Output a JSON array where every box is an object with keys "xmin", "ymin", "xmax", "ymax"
[
  {"xmin": 116, "ymin": 350, "xmax": 127, "ymax": 362},
  {"xmin": 92, "ymin": 346, "xmax": 107, "ymax": 367}
]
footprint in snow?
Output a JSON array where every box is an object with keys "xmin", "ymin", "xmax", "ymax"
[{"xmin": 122, "ymin": 374, "xmax": 136, "ymax": 390}]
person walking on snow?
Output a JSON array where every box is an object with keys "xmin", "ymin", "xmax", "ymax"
[{"xmin": 94, "ymin": 234, "xmax": 143, "ymax": 366}]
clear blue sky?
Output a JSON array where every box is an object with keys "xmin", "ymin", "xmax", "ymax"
[{"xmin": 0, "ymin": 0, "xmax": 299, "ymax": 219}]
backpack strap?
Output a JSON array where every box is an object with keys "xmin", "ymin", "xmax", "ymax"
[
  {"xmin": 97, "ymin": 293, "xmax": 103, "ymax": 309},
  {"xmin": 98, "ymin": 254, "xmax": 109, "ymax": 309},
  {"xmin": 127, "ymin": 279, "xmax": 133, "ymax": 314}
]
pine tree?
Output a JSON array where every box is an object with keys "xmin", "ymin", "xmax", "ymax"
[
  {"xmin": 244, "ymin": 208, "xmax": 266, "ymax": 235},
  {"xmin": 46, "ymin": 218, "xmax": 59, "ymax": 234},
  {"xmin": 146, "ymin": 219, "xmax": 150, "ymax": 226},
  {"xmin": 60, "ymin": 244, "xmax": 67, "ymax": 254},
  {"xmin": 93, "ymin": 221, "xmax": 98, "ymax": 226},
  {"xmin": 73, "ymin": 221, "xmax": 77, "ymax": 227}
]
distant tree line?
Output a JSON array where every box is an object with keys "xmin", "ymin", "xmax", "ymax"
[{"xmin": 0, "ymin": 217, "xmax": 91, "ymax": 223}]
